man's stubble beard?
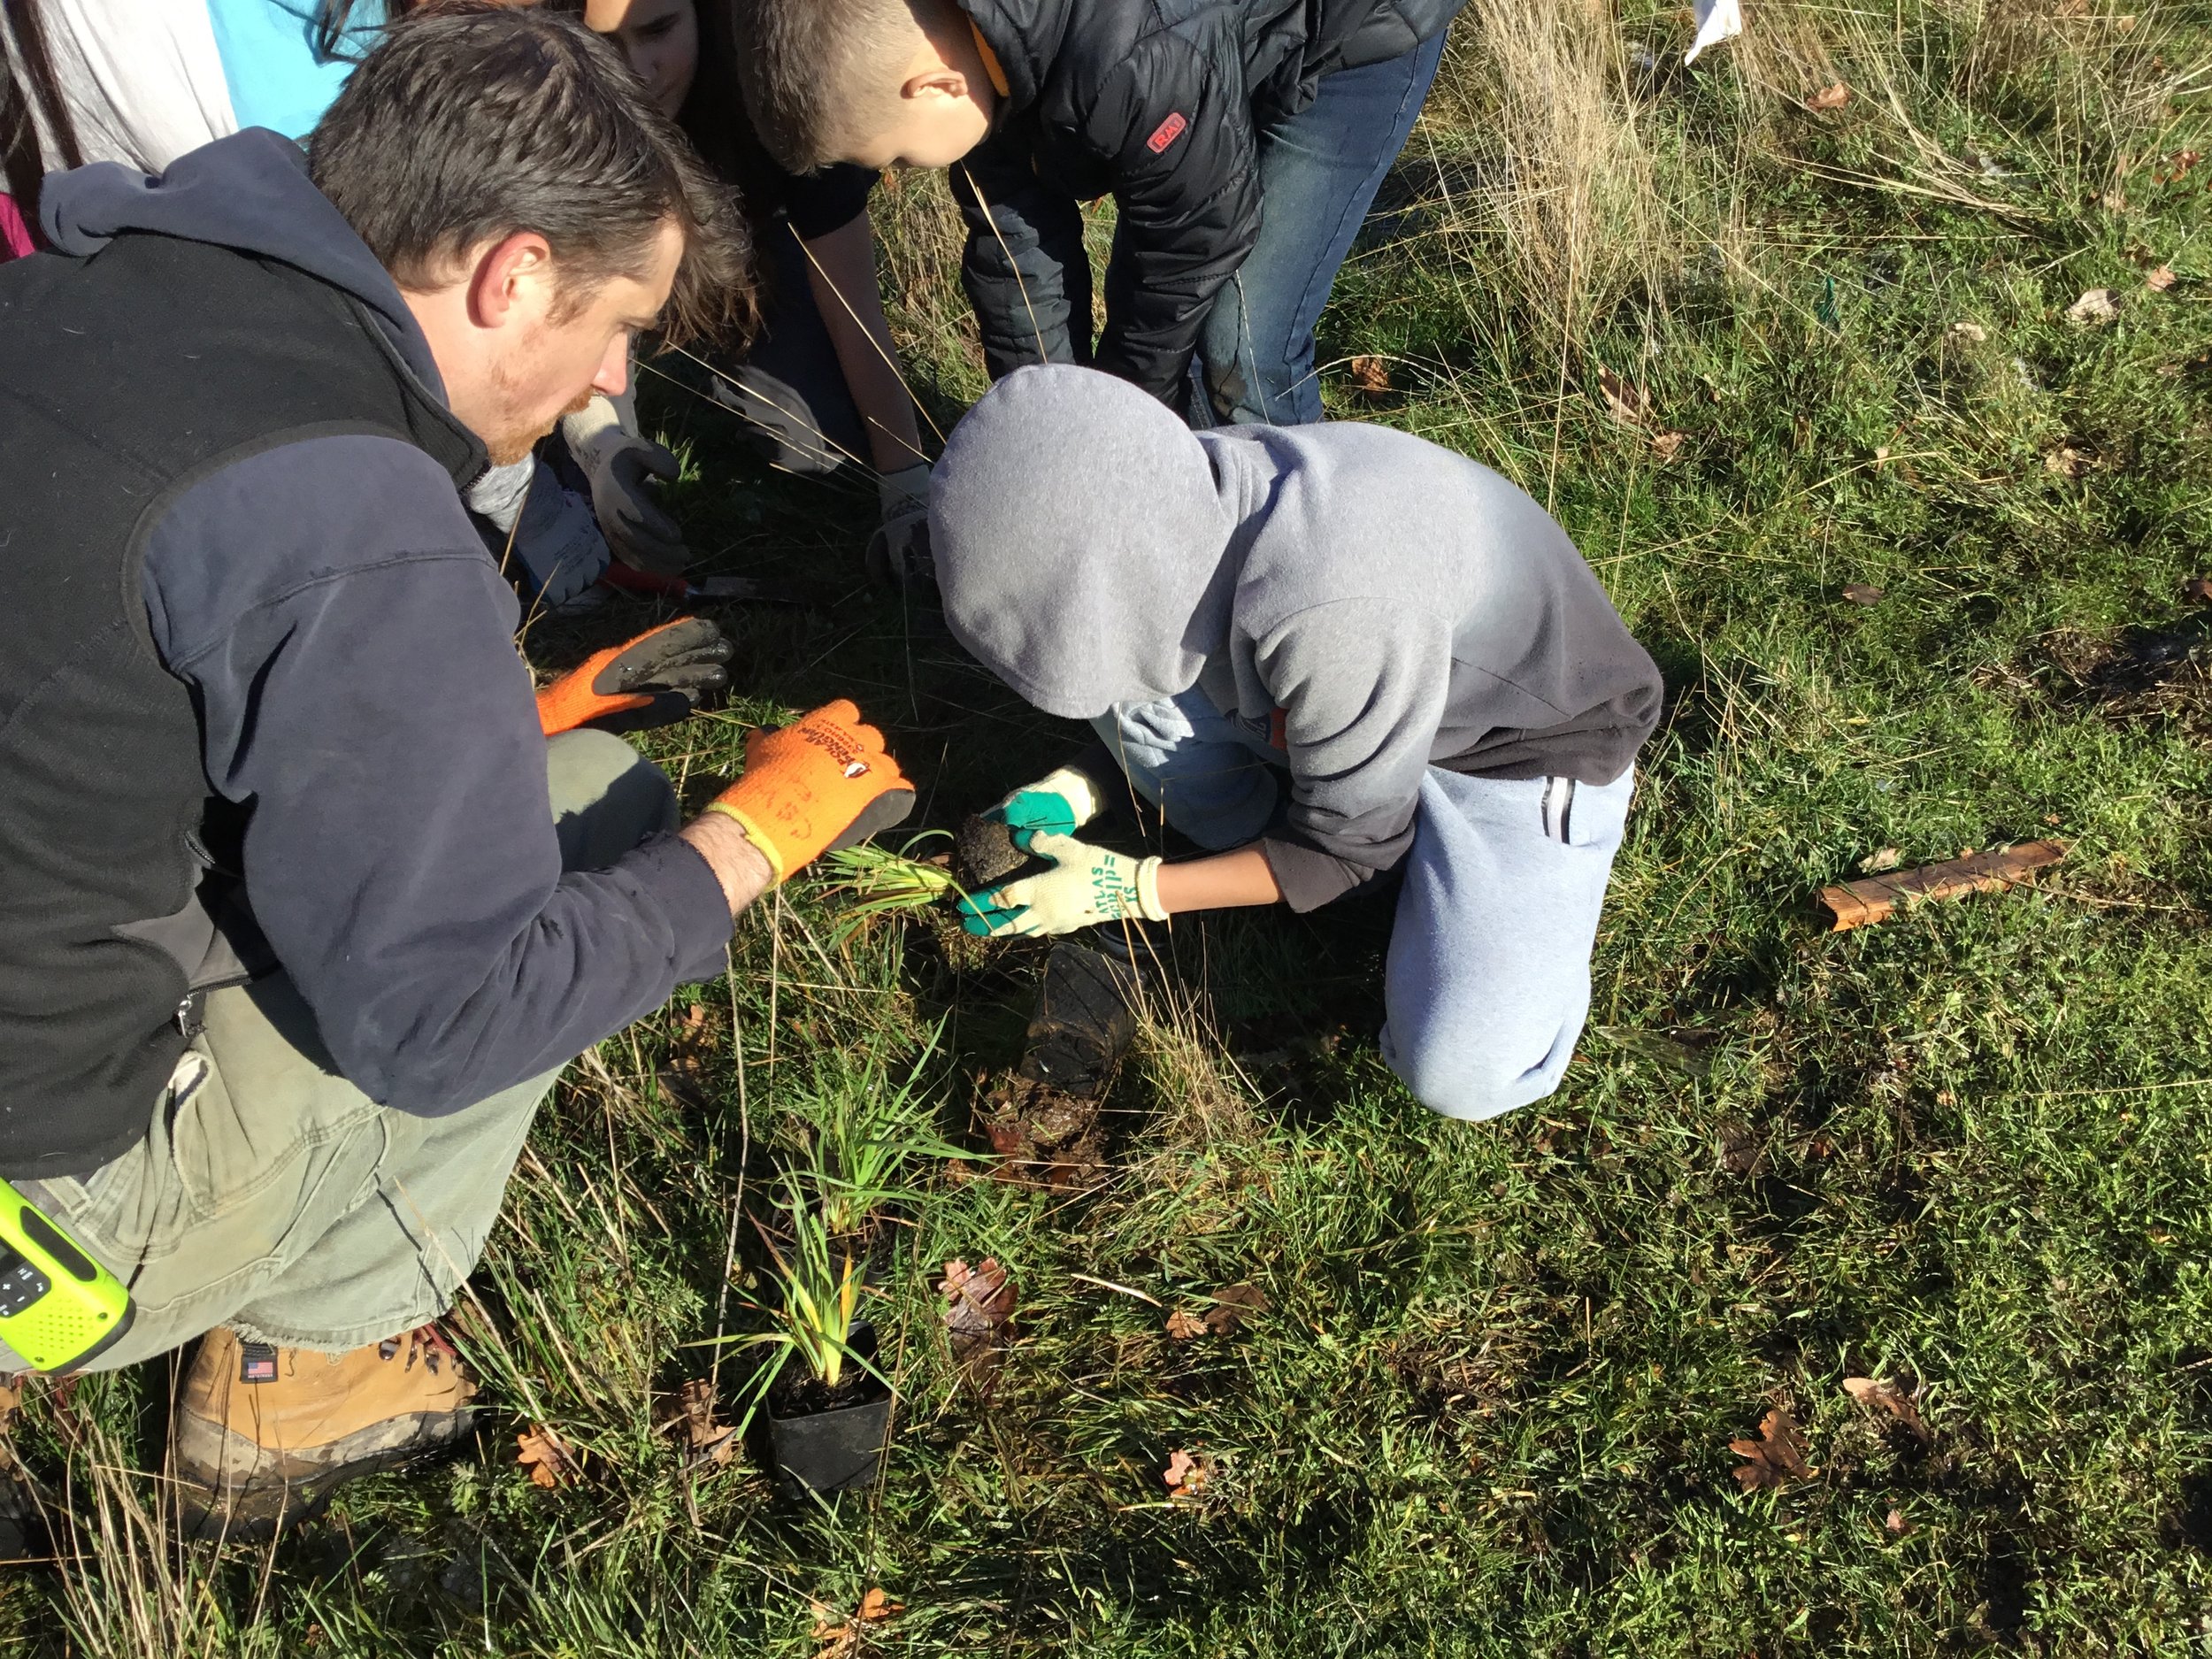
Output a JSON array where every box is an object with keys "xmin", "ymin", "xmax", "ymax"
[{"xmin": 481, "ymin": 332, "xmax": 597, "ymax": 466}]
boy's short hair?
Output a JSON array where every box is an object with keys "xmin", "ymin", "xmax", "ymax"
[
  {"xmin": 733, "ymin": 0, "xmax": 922, "ymax": 173},
  {"xmin": 311, "ymin": 2, "xmax": 753, "ymax": 345}
]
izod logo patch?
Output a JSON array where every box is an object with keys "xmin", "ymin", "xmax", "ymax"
[{"xmin": 1146, "ymin": 111, "xmax": 1188, "ymax": 154}]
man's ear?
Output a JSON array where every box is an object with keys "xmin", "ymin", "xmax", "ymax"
[
  {"xmin": 465, "ymin": 231, "xmax": 557, "ymax": 330},
  {"xmin": 900, "ymin": 65, "xmax": 971, "ymax": 104}
]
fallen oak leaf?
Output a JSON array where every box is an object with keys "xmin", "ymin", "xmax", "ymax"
[
  {"xmin": 1202, "ymin": 1282, "xmax": 1271, "ymax": 1334},
  {"xmin": 2065, "ymin": 287, "xmax": 2120, "ymax": 326},
  {"xmin": 654, "ymin": 1376, "xmax": 741, "ymax": 1468},
  {"xmin": 1348, "ymin": 354, "xmax": 1392, "ymax": 396},
  {"xmin": 811, "ymin": 1590, "xmax": 901, "ymax": 1659},
  {"xmin": 1596, "ymin": 365, "xmax": 1646, "ymax": 427},
  {"xmin": 939, "ymin": 1258, "xmax": 1018, "ymax": 1340},
  {"xmin": 1164, "ymin": 1309, "xmax": 1208, "ymax": 1341},
  {"xmin": 1730, "ymin": 1406, "xmax": 1811, "ymax": 1492},
  {"xmin": 941, "ymin": 1256, "xmax": 1018, "ymax": 1392},
  {"xmin": 515, "ymin": 1424, "xmax": 579, "ymax": 1490},
  {"xmin": 1842, "ymin": 1375, "xmax": 1932, "ymax": 1442},
  {"xmin": 1806, "ymin": 81, "xmax": 1851, "ymax": 111},
  {"xmin": 1162, "ymin": 1448, "xmax": 1215, "ymax": 1497}
]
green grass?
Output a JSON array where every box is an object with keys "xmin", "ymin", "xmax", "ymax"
[{"xmin": 12, "ymin": 0, "xmax": 2212, "ymax": 1651}]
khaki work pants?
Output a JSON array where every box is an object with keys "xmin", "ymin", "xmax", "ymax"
[{"xmin": 12, "ymin": 731, "xmax": 678, "ymax": 1371}]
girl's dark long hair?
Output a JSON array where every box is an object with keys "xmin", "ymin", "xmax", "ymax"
[{"xmin": 2, "ymin": 0, "xmax": 81, "ymax": 216}]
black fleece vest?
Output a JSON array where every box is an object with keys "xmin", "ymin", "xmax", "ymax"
[{"xmin": 0, "ymin": 232, "xmax": 480, "ymax": 1178}]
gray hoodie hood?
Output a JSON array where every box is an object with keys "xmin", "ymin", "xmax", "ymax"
[
  {"xmin": 931, "ymin": 364, "xmax": 1663, "ymax": 911},
  {"xmin": 930, "ymin": 365, "xmax": 1239, "ymax": 719},
  {"xmin": 41, "ymin": 127, "xmax": 448, "ymax": 398}
]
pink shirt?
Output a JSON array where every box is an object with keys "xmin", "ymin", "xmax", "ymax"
[{"xmin": 0, "ymin": 193, "xmax": 34, "ymax": 262}]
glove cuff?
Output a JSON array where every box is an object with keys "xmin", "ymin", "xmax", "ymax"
[
  {"xmin": 877, "ymin": 462, "xmax": 932, "ymax": 516},
  {"xmin": 702, "ymin": 801, "xmax": 788, "ymax": 884},
  {"xmin": 1133, "ymin": 856, "xmax": 1168, "ymax": 923}
]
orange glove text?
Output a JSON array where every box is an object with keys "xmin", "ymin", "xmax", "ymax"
[{"xmin": 703, "ymin": 700, "xmax": 914, "ymax": 882}]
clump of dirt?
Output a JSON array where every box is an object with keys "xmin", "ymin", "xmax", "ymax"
[
  {"xmin": 911, "ymin": 902, "xmax": 1005, "ymax": 977},
  {"xmin": 979, "ymin": 1072, "xmax": 1109, "ymax": 1191},
  {"xmin": 956, "ymin": 813, "xmax": 1028, "ymax": 888},
  {"xmin": 765, "ymin": 1321, "xmax": 887, "ymax": 1417},
  {"xmin": 1386, "ymin": 1326, "xmax": 1542, "ymax": 1423}
]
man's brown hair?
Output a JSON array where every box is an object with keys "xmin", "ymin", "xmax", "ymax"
[
  {"xmin": 731, "ymin": 0, "xmax": 924, "ymax": 173},
  {"xmin": 311, "ymin": 2, "xmax": 754, "ymax": 345}
]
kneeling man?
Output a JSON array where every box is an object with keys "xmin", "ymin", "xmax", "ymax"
[{"xmin": 0, "ymin": 5, "xmax": 908, "ymax": 1537}]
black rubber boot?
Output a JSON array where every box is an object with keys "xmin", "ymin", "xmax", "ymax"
[{"xmin": 1018, "ymin": 940, "xmax": 1141, "ymax": 1099}]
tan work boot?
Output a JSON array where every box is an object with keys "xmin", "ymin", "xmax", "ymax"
[{"xmin": 173, "ymin": 1325, "xmax": 477, "ymax": 1540}]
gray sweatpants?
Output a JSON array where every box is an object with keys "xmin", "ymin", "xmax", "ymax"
[
  {"xmin": 1095, "ymin": 688, "xmax": 1634, "ymax": 1121},
  {"xmin": 12, "ymin": 730, "xmax": 678, "ymax": 1371}
]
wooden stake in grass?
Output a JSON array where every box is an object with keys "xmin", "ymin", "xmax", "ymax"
[{"xmin": 1818, "ymin": 841, "xmax": 2066, "ymax": 932}]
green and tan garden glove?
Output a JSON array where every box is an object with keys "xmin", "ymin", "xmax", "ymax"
[
  {"xmin": 959, "ymin": 832, "xmax": 1166, "ymax": 938},
  {"xmin": 985, "ymin": 765, "xmax": 1112, "ymax": 839}
]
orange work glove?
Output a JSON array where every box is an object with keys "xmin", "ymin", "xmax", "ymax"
[
  {"xmin": 703, "ymin": 700, "xmax": 915, "ymax": 882},
  {"xmin": 536, "ymin": 618, "xmax": 732, "ymax": 738}
]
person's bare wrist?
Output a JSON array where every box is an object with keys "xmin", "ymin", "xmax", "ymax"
[{"xmin": 677, "ymin": 810, "xmax": 777, "ymax": 915}]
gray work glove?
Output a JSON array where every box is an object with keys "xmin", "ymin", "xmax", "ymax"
[
  {"xmin": 564, "ymin": 394, "xmax": 689, "ymax": 577},
  {"xmin": 467, "ymin": 454, "xmax": 611, "ymax": 612},
  {"xmin": 866, "ymin": 461, "xmax": 933, "ymax": 593}
]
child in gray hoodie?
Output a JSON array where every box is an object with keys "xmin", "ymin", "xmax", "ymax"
[{"xmin": 932, "ymin": 365, "xmax": 1662, "ymax": 1122}]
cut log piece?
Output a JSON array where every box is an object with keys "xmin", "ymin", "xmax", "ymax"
[{"xmin": 1819, "ymin": 841, "xmax": 2066, "ymax": 932}]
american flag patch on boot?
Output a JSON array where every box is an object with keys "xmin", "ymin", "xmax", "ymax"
[{"xmin": 238, "ymin": 1341, "xmax": 279, "ymax": 1384}]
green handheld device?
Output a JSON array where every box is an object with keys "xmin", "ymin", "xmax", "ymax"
[{"xmin": 0, "ymin": 1183, "xmax": 132, "ymax": 1371}]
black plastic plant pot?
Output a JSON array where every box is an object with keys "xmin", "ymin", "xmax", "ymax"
[{"xmin": 765, "ymin": 1325, "xmax": 892, "ymax": 1495}]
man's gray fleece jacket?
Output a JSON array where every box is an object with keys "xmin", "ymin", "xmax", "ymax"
[{"xmin": 929, "ymin": 365, "xmax": 1663, "ymax": 910}]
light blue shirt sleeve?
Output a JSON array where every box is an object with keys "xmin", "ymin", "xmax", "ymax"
[{"xmin": 204, "ymin": 0, "xmax": 388, "ymax": 140}]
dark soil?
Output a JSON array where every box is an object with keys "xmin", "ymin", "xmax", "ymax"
[
  {"xmin": 767, "ymin": 1325, "xmax": 886, "ymax": 1418},
  {"xmin": 979, "ymin": 1072, "xmax": 1110, "ymax": 1191},
  {"xmin": 956, "ymin": 813, "xmax": 1029, "ymax": 887},
  {"xmin": 2032, "ymin": 614, "xmax": 2212, "ymax": 738}
]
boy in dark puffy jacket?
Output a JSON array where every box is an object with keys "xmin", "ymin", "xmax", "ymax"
[{"xmin": 736, "ymin": 0, "xmax": 1464, "ymax": 426}]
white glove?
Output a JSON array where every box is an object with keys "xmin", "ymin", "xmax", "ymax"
[
  {"xmin": 1686, "ymin": 0, "xmax": 1741, "ymax": 62},
  {"xmin": 867, "ymin": 461, "xmax": 933, "ymax": 590},
  {"xmin": 563, "ymin": 394, "xmax": 688, "ymax": 577},
  {"xmin": 958, "ymin": 832, "xmax": 1166, "ymax": 938}
]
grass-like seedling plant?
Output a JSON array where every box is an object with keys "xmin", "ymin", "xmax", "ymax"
[
  {"xmin": 788, "ymin": 1033, "xmax": 970, "ymax": 1240},
  {"xmin": 718, "ymin": 1176, "xmax": 882, "ymax": 1422},
  {"xmin": 12, "ymin": 0, "xmax": 2212, "ymax": 1651}
]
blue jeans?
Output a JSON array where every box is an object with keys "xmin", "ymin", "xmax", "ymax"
[
  {"xmin": 1094, "ymin": 688, "xmax": 1634, "ymax": 1121},
  {"xmin": 953, "ymin": 31, "xmax": 1448, "ymax": 425},
  {"xmin": 1198, "ymin": 32, "xmax": 1447, "ymax": 425}
]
